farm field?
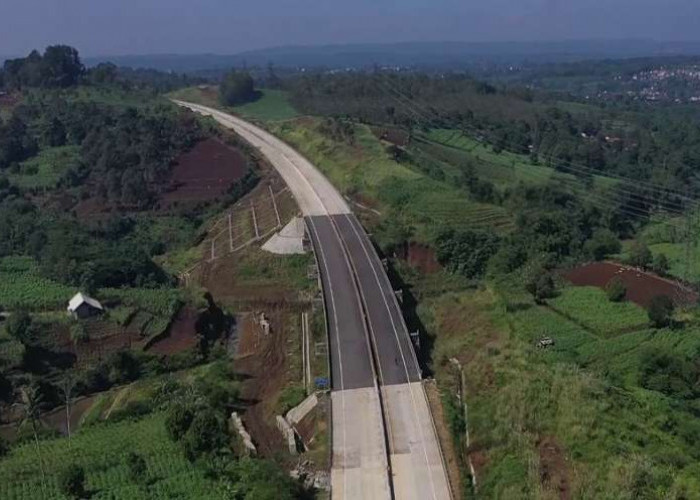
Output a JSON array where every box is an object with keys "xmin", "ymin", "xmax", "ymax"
[
  {"xmin": 8, "ymin": 146, "xmax": 81, "ymax": 190},
  {"xmin": 564, "ymin": 261, "xmax": 698, "ymax": 308},
  {"xmin": 0, "ymin": 412, "xmax": 219, "ymax": 499},
  {"xmin": 160, "ymin": 137, "xmax": 250, "ymax": 208},
  {"xmin": 547, "ymin": 286, "xmax": 648, "ymax": 336},
  {"xmin": 420, "ymin": 128, "xmax": 618, "ymax": 191},
  {"xmin": 168, "ymin": 87, "xmax": 300, "ymax": 122}
]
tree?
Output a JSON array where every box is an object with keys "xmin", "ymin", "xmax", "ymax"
[
  {"xmin": 584, "ymin": 228, "xmax": 621, "ymax": 261},
  {"xmin": 59, "ymin": 464, "xmax": 85, "ymax": 499},
  {"xmin": 648, "ymin": 295, "xmax": 674, "ymax": 328},
  {"xmin": 606, "ymin": 277, "xmax": 627, "ymax": 302},
  {"xmin": 652, "ymin": 253, "xmax": 670, "ymax": 276},
  {"xmin": 126, "ymin": 451, "xmax": 148, "ymax": 485},
  {"xmin": 59, "ymin": 374, "xmax": 76, "ymax": 446},
  {"xmin": 526, "ymin": 270, "xmax": 557, "ymax": 304},
  {"xmin": 219, "ymin": 71, "xmax": 256, "ymax": 106},
  {"xmin": 40, "ymin": 45, "xmax": 84, "ymax": 87},
  {"xmin": 17, "ymin": 386, "xmax": 46, "ymax": 491},
  {"xmin": 628, "ymin": 240, "xmax": 652, "ymax": 269}
]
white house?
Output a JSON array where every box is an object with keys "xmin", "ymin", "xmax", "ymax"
[{"xmin": 67, "ymin": 292, "xmax": 104, "ymax": 319}]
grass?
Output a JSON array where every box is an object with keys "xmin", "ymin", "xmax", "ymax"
[
  {"xmin": 168, "ymin": 86, "xmax": 300, "ymax": 122},
  {"xmin": 548, "ymin": 286, "xmax": 648, "ymax": 336},
  {"xmin": 8, "ymin": 145, "xmax": 80, "ymax": 190},
  {"xmin": 234, "ymin": 89, "xmax": 300, "ymax": 121},
  {"xmin": 418, "ymin": 283, "xmax": 700, "ymax": 498},
  {"xmin": 270, "ymin": 119, "xmax": 513, "ymax": 242},
  {"xmin": 234, "ymin": 247, "xmax": 315, "ymax": 293},
  {"xmin": 421, "ymin": 128, "xmax": 618, "ymax": 190},
  {"xmin": 0, "ymin": 412, "xmax": 219, "ymax": 499}
]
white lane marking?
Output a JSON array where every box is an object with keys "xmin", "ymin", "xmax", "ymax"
[
  {"xmin": 307, "ymin": 217, "xmax": 348, "ymax": 500},
  {"xmin": 345, "ymin": 214, "xmax": 441, "ymax": 500}
]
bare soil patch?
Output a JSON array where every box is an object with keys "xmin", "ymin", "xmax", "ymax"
[
  {"xmin": 160, "ymin": 137, "xmax": 249, "ymax": 208},
  {"xmin": 147, "ymin": 307, "xmax": 198, "ymax": 356},
  {"xmin": 564, "ymin": 261, "xmax": 698, "ymax": 308},
  {"xmin": 372, "ymin": 126, "xmax": 410, "ymax": 146},
  {"xmin": 538, "ymin": 436, "xmax": 571, "ymax": 500},
  {"xmin": 399, "ymin": 242, "xmax": 442, "ymax": 274},
  {"xmin": 234, "ymin": 309, "xmax": 290, "ymax": 455}
]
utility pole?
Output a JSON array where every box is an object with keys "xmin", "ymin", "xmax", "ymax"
[
  {"xmin": 251, "ymin": 201, "xmax": 260, "ymax": 239},
  {"xmin": 228, "ymin": 213, "xmax": 233, "ymax": 252},
  {"xmin": 269, "ymin": 185, "xmax": 282, "ymax": 228}
]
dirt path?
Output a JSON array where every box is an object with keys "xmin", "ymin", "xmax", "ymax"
[{"xmin": 234, "ymin": 311, "xmax": 289, "ymax": 455}]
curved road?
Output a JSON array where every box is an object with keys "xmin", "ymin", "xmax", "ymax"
[{"xmin": 174, "ymin": 100, "xmax": 452, "ymax": 500}]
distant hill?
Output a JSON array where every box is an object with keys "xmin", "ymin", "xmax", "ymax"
[{"xmin": 82, "ymin": 39, "xmax": 700, "ymax": 72}]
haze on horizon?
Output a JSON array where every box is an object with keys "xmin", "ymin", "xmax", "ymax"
[{"xmin": 1, "ymin": 0, "xmax": 699, "ymax": 57}]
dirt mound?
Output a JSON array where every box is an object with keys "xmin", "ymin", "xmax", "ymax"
[
  {"xmin": 160, "ymin": 137, "xmax": 249, "ymax": 208},
  {"xmin": 564, "ymin": 261, "xmax": 698, "ymax": 308}
]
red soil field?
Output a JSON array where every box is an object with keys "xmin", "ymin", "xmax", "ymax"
[
  {"xmin": 161, "ymin": 137, "xmax": 249, "ymax": 207},
  {"xmin": 403, "ymin": 242, "xmax": 442, "ymax": 274},
  {"xmin": 564, "ymin": 261, "xmax": 698, "ymax": 308},
  {"xmin": 147, "ymin": 308, "xmax": 198, "ymax": 356}
]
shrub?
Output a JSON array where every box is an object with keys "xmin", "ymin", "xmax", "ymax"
[
  {"xmin": 584, "ymin": 228, "xmax": 621, "ymax": 261},
  {"xmin": 69, "ymin": 323, "xmax": 89, "ymax": 344},
  {"xmin": 126, "ymin": 451, "xmax": 148, "ymax": 485},
  {"xmin": 628, "ymin": 240, "xmax": 652, "ymax": 269},
  {"xmin": 165, "ymin": 403, "xmax": 194, "ymax": 442},
  {"xmin": 525, "ymin": 270, "xmax": 557, "ymax": 304},
  {"xmin": 648, "ymin": 295, "xmax": 674, "ymax": 328},
  {"xmin": 652, "ymin": 253, "xmax": 670, "ymax": 276},
  {"xmin": 277, "ymin": 385, "xmax": 306, "ymax": 414},
  {"xmin": 605, "ymin": 277, "xmax": 627, "ymax": 302},
  {"xmin": 182, "ymin": 410, "xmax": 228, "ymax": 461},
  {"xmin": 59, "ymin": 464, "xmax": 85, "ymax": 498}
]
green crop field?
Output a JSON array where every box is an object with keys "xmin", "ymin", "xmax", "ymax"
[
  {"xmin": 548, "ymin": 286, "xmax": 648, "ymax": 335},
  {"xmin": 0, "ymin": 413, "xmax": 219, "ymax": 499},
  {"xmin": 0, "ymin": 256, "xmax": 76, "ymax": 311},
  {"xmin": 8, "ymin": 146, "xmax": 81, "ymax": 190}
]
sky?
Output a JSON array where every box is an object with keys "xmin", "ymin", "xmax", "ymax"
[{"xmin": 1, "ymin": 0, "xmax": 699, "ymax": 56}]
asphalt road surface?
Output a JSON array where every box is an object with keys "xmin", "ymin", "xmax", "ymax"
[{"xmin": 175, "ymin": 100, "xmax": 451, "ymax": 500}]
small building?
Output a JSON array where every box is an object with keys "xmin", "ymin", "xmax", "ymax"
[{"xmin": 67, "ymin": 292, "xmax": 104, "ymax": 319}]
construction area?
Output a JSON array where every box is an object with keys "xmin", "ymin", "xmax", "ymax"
[{"xmin": 179, "ymin": 157, "xmax": 331, "ymax": 490}]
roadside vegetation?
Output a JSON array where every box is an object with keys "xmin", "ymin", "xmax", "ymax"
[{"xmin": 262, "ymin": 72, "xmax": 700, "ymax": 496}]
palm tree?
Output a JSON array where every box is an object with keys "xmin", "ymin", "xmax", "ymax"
[
  {"xmin": 59, "ymin": 374, "xmax": 76, "ymax": 447},
  {"xmin": 16, "ymin": 386, "xmax": 47, "ymax": 492}
]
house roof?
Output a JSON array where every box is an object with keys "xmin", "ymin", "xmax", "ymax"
[{"xmin": 67, "ymin": 292, "xmax": 104, "ymax": 312}]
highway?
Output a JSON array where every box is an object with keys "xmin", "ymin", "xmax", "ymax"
[{"xmin": 174, "ymin": 100, "xmax": 451, "ymax": 500}]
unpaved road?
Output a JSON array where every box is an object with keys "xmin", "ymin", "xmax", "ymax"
[{"xmin": 175, "ymin": 101, "xmax": 452, "ymax": 500}]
